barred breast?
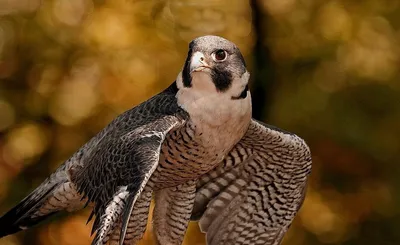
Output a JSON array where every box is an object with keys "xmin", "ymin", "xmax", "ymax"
[{"xmin": 152, "ymin": 118, "xmax": 249, "ymax": 190}]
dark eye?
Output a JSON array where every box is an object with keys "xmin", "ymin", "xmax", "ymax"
[{"xmin": 213, "ymin": 49, "xmax": 227, "ymax": 61}]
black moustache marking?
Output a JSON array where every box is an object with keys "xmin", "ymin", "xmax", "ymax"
[
  {"xmin": 231, "ymin": 84, "xmax": 249, "ymax": 100},
  {"xmin": 182, "ymin": 43, "xmax": 194, "ymax": 88},
  {"xmin": 210, "ymin": 66, "xmax": 233, "ymax": 92}
]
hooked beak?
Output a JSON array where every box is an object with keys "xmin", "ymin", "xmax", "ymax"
[{"xmin": 190, "ymin": 51, "xmax": 211, "ymax": 73}]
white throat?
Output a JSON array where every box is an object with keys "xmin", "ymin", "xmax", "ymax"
[
  {"xmin": 175, "ymin": 70, "xmax": 252, "ymax": 162},
  {"xmin": 175, "ymin": 71, "xmax": 252, "ymax": 127}
]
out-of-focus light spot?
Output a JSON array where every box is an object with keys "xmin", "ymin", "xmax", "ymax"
[
  {"xmin": 317, "ymin": 2, "xmax": 352, "ymax": 41},
  {"xmin": 180, "ymin": 7, "xmax": 227, "ymax": 34},
  {"xmin": 0, "ymin": 100, "xmax": 15, "ymax": 131},
  {"xmin": 268, "ymin": 7, "xmax": 318, "ymax": 60},
  {"xmin": 0, "ymin": 0, "xmax": 41, "ymax": 15},
  {"xmin": 337, "ymin": 17, "xmax": 399, "ymax": 82},
  {"xmin": 0, "ymin": 234, "xmax": 20, "ymax": 245},
  {"xmin": 59, "ymin": 214, "xmax": 92, "ymax": 245},
  {"xmin": 261, "ymin": 0, "xmax": 297, "ymax": 16},
  {"xmin": 158, "ymin": 0, "xmax": 252, "ymax": 43},
  {"xmin": 0, "ymin": 150, "xmax": 24, "ymax": 178},
  {"xmin": 39, "ymin": 213, "xmax": 92, "ymax": 245},
  {"xmin": 49, "ymin": 79, "xmax": 99, "ymax": 126},
  {"xmin": 300, "ymin": 189, "xmax": 350, "ymax": 243},
  {"xmin": 229, "ymin": 15, "xmax": 252, "ymax": 39},
  {"xmin": 33, "ymin": 66, "xmax": 61, "ymax": 96},
  {"xmin": 3, "ymin": 123, "xmax": 50, "ymax": 164},
  {"xmin": 101, "ymin": 57, "xmax": 158, "ymax": 110},
  {"xmin": 83, "ymin": 7, "xmax": 138, "ymax": 49},
  {"xmin": 53, "ymin": 0, "xmax": 93, "ymax": 27},
  {"xmin": 153, "ymin": 1, "xmax": 178, "ymax": 41},
  {"xmin": 123, "ymin": 58, "xmax": 158, "ymax": 85},
  {"xmin": 49, "ymin": 59, "xmax": 100, "ymax": 126},
  {"xmin": 202, "ymin": 8, "xmax": 224, "ymax": 22}
]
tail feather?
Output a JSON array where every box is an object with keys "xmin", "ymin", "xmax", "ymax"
[
  {"xmin": 0, "ymin": 181, "xmax": 59, "ymax": 238},
  {"xmin": 0, "ymin": 171, "xmax": 85, "ymax": 238}
]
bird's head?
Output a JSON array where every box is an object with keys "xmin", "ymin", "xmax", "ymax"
[
  {"xmin": 177, "ymin": 35, "xmax": 250, "ymax": 101},
  {"xmin": 176, "ymin": 35, "xmax": 251, "ymax": 126}
]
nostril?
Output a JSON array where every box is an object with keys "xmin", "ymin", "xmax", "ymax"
[{"xmin": 200, "ymin": 57, "xmax": 204, "ymax": 61}]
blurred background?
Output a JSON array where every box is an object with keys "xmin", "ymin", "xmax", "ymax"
[{"xmin": 0, "ymin": 0, "xmax": 399, "ymax": 244}]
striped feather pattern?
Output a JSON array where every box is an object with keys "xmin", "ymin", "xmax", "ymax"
[
  {"xmin": 153, "ymin": 180, "xmax": 196, "ymax": 245},
  {"xmin": 192, "ymin": 119, "xmax": 312, "ymax": 245},
  {"xmin": 108, "ymin": 185, "xmax": 153, "ymax": 245}
]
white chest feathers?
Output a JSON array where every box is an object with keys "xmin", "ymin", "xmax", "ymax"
[{"xmin": 175, "ymin": 71, "xmax": 252, "ymax": 156}]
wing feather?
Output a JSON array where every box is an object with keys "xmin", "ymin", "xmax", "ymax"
[
  {"xmin": 0, "ymin": 82, "xmax": 187, "ymax": 244},
  {"xmin": 193, "ymin": 119, "xmax": 312, "ymax": 245},
  {"xmin": 70, "ymin": 82, "xmax": 188, "ymax": 244}
]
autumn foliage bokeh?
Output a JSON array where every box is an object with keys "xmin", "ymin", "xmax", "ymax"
[{"xmin": 0, "ymin": 0, "xmax": 400, "ymax": 245}]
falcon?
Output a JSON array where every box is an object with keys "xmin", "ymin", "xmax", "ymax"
[{"xmin": 0, "ymin": 35, "xmax": 312, "ymax": 245}]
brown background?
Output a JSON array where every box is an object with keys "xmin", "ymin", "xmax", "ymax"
[{"xmin": 0, "ymin": 0, "xmax": 399, "ymax": 244}]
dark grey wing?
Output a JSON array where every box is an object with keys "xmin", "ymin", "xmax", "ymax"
[
  {"xmin": 68, "ymin": 82, "xmax": 188, "ymax": 245},
  {"xmin": 192, "ymin": 119, "xmax": 312, "ymax": 245},
  {"xmin": 0, "ymin": 83, "xmax": 186, "ymax": 241}
]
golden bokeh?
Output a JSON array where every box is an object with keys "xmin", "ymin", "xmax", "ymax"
[{"xmin": 1, "ymin": 0, "xmax": 400, "ymax": 244}]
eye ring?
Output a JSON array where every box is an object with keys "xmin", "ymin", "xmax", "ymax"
[{"xmin": 212, "ymin": 49, "xmax": 228, "ymax": 62}]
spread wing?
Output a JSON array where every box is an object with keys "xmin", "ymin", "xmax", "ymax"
[
  {"xmin": 192, "ymin": 119, "xmax": 312, "ymax": 245},
  {"xmin": 0, "ymin": 82, "xmax": 188, "ymax": 245},
  {"xmin": 70, "ymin": 82, "xmax": 188, "ymax": 245}
]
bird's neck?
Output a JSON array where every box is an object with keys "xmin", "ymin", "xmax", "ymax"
[
  {"xmin": 176, "ymin": 72, "xmax": 251, "ymax": 125},
  {"xmin": 175, "ymin": 72, "xmax": 252, "ymax": 156}
]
